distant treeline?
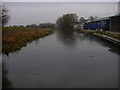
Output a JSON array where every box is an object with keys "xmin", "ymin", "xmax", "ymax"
[{"xmin": 8, "ymin": 23, "xmax": 55, "ymax": 29}]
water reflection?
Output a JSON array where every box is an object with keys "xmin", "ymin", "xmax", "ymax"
[
  {"xmin": 2, "ymin": 30, "xmax": 119, "ymax": 88},
  {"xmin": 56, "ymin": 29, "xmax": 119, "ymax": 88},
  {"xmin": 82, "ymin": 34, "xmax": 120, "ymax": 55},
  {"xmin": 0, "ymin": 43, "xmax": 1, "ymax": 89},
  {"xmin": 56, "ymin": 28, "xmax": 77, "ymax": 48},
  {"xmin": 2, "ymin": 60, "xmax": 13, "ymax": 89},
  {"xmin": 56, "ymin": 29, "xmax": 120, "ymax": 55}
]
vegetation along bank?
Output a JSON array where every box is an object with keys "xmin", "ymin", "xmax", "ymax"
[
  {"xmin": 80, "ymin": 30, "xmax": 120, "ymax": 46},
  {"xmin": 2, "ymin": 27, "xmax": 53, "ymax": 55}
]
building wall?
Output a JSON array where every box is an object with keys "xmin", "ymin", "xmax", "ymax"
[{"xmin": 110, "ymin": 16, "xmax": 120, "ymax": 32}]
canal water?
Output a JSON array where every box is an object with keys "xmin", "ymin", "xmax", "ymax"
[{"xmin": 3, "ymin": 31, "xmax": 119, "ymax": 88}]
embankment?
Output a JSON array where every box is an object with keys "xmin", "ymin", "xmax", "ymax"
[{"xmin": 79, "ymin": 30, "xmax": 120, "ymax": 46}]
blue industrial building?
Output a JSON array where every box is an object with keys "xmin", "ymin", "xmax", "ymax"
[
  {"xmin": 83, "ymin": 18, "xmax": 110, "ymax": 31},
  {"xmin": 83, "ymin": 15, "xmax": 120, "ymax": 32}
]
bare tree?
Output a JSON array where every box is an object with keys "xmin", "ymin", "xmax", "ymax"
[
  {"xmin": 89, "ymin": 16, "xmax": 94, "ymax": 22},
  {"xmin": 89, "ymin": 16, "xmax": 99, "ymax": 22},
  {"xmin": 94, "ymin": 16, "xmax": 99, "ymax": 20},
  {"xmin": 0, "ymin": 5, "xmax": 10, "ymax": 27},
  {"xmin": 79, "ymin": 17, "xmax": 86, "ymax": 24},
  {"xmin": 78, "ymin": 17, "xmax": 86, "ymax": 30}
]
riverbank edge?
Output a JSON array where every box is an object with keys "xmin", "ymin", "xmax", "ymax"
[
  {"xmin": 80, "ymin": 30, "xmax": 120, "ymax": 46},
  {"xmin": 2, "ymin": 28, "xmax": 53, "ymax": 55}
]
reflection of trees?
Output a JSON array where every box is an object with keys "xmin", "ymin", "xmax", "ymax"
[
  {"xmin": 56, "ymin": 13, "xmax": 79, "ymax": 48},
  {"xmin": 56, "ymin": 28, "xmax": 77, "ymax": 48},
  {"xmin": 57, "ymin": 29, "xmax": 120, "ymax": 55},
  {"xmin": 118, "ymin": 56, "xmax": 120, "ymax": 88},
  {"xmin": 3, "ymin": 50, "xmax": 19, "ymax": 57},
  {"xmin": 2, "ymin": 60, "xmax": 13, "ymax": 89}
]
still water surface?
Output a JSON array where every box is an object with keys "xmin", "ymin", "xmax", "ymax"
[{"xmin": 3, "ymin": 31, "xmax": 119, "ymax": 88}]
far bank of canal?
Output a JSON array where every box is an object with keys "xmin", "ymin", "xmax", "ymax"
[
  {"xmin": 3, "ymin": 31, "xmax": 120, "ymax": 88},
  {"xmin": 80, "ymin": 30, "xmax": 120, "ymax": 46}
]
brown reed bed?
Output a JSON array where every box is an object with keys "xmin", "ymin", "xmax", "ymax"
[{"xmin": 2, "ymin": 27, "xmax": 53, "ymax": 55}]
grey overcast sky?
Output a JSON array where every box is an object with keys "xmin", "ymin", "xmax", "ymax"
[
  {"xmin": 2, "ymin": 0, "xmax": 120, "ymax": 2},
  {"xmin": 3, "ymin": 2, "xmax": 118, "ymax": 26}
]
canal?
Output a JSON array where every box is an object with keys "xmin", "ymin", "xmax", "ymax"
[{"xmin": 2, "ymin": 31, "xmax": 119, "ymax": 88}]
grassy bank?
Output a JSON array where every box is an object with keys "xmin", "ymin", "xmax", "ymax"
[
  {"xmin": 80, "ymin": 30, "xmax": 95, "ymax": 34},
  {"xmin": 80, "ymin": 30, "xmax": 120, "ymax": 40},
  {"xmin": 2, "ymin": 27, "xmax": 52, "ymax": 55}
]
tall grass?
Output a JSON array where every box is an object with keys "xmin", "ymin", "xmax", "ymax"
[{"xmin": 2, "ymin": 27, "xmax": 52, "ymax": 55}]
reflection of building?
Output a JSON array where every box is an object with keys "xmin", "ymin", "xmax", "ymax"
[{"xmin": 118, "ymin": 1, "xmax": 120, "ymax": 15}]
